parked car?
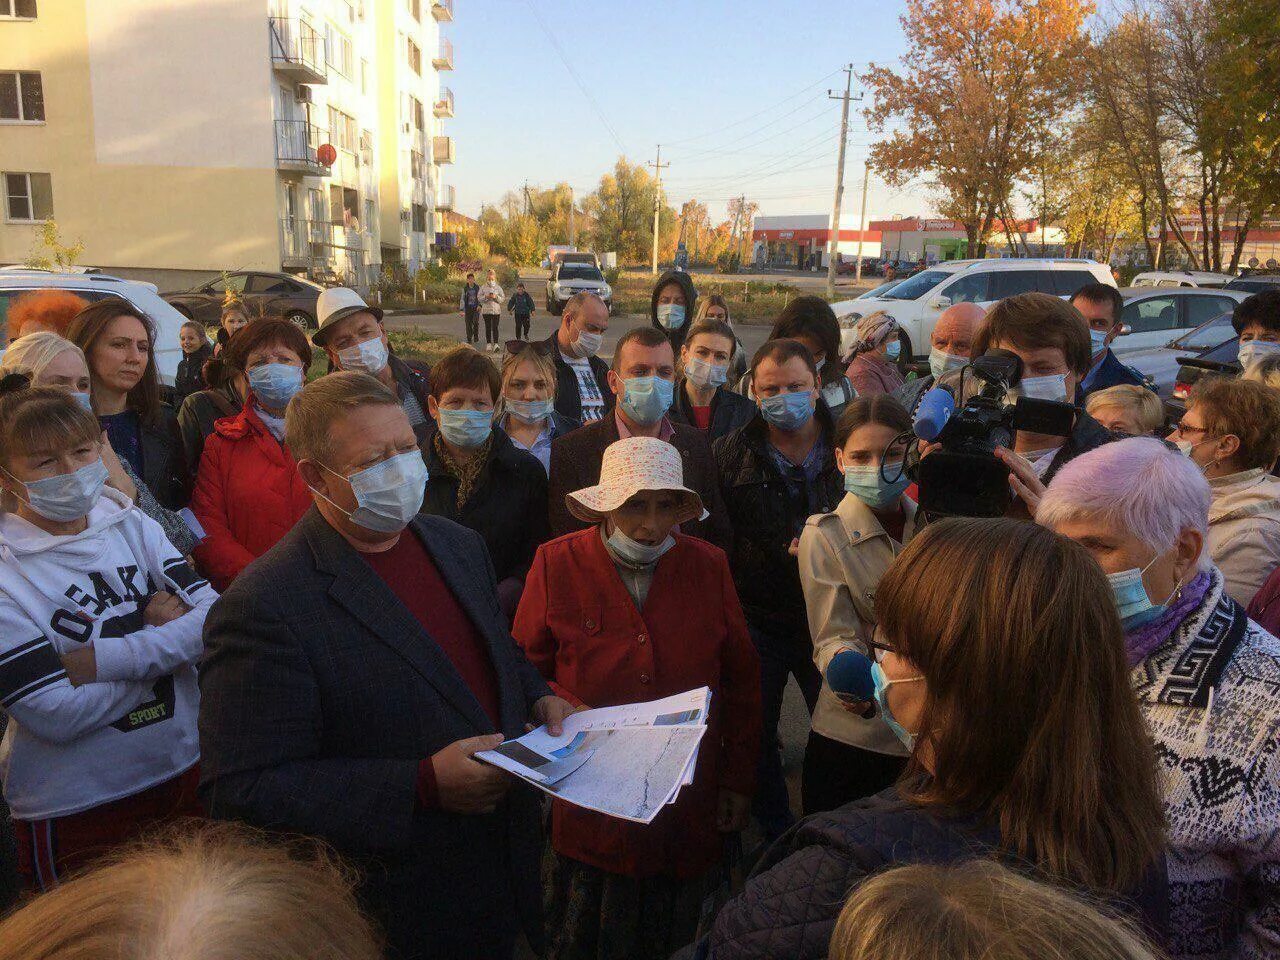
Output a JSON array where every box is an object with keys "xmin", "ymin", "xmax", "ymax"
[
  {"xmin": 1167, "ymin": 337, "xmax": 1241, "ymax": 423},
  {"xmin": 0, "ymin": 270, "xmax": 185, "ymax": 385},
  {"xmin": 856, "ymin": 277, "xmax": 906, "ymax": 300},
  {"xmin": 545, "ymin": 258, "xmax": 612, "ymax": 315},
  {"xmin": 162, "ymin": 271, "xmax": 324, "ymax": 329},
  {"xmin": 1124, "ymin": 312, "xmax": 1239, "ymax": 399},
  {"xmin": 1130, "ymin": 269, "xmax": 1235, "ymax": 288},
  {"xmin": 1113, "ymin": 287, "xmax": 1248, "ymax": 353},
  {"xmin": 831, "ymin": 258, "xmax": 1114, "ymax": 359},
  {"xmin": 1225, "ymin": 274, "xmax": 1280, "ymax": 294}
]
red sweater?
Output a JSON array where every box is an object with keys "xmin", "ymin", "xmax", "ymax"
[
  {"xmin": 191, "ymin": 403, "xmax": 312, "ymax": 591},
  {"xmin": 513, "ymin": 528, "xmax": 761, "ymax": 879}
]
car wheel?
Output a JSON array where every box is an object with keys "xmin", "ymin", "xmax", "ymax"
[
  {"xmin": 895, "ymin": 330, "xmax": 914, "ymax": 369},
  {"xmin": 286, "ymin": 310, "xmax": 314, "ymax": 330}
]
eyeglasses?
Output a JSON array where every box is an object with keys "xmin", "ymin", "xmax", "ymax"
[
  {"xmin": 1176, "ymin": 421, "xmax": 1211, "ymax": 437},
  {"xmin": 864, "ymin": 633, "xmax": 898, "ymax": 660}
]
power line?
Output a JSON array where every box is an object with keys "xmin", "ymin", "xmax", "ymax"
[{"xmin": 523, "ymin": 0, "xmax": 628, "ymax": 155}]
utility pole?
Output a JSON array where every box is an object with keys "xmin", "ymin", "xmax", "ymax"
[
  {"xmin": 522, "ymin": 180, "xmax": 532, "ymax": 217},
  {"xmin": 854, "ymin": 162, "xmax": 870, "ymax": 284},
  {"xmin": 568, "ymin": 186, "xmax": 576, "ymax": 248},
  {"xmin": 825, "ymin": 65, "xmax": 861, "ymax": 298},
  {"xmin": 648, "ymin": 145, "xmax": 669, "ymax": 276}
]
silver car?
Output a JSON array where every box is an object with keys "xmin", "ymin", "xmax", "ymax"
[{"xmin": 1123, "ymin": 312, "xmax": 1238, "ymax": 398}]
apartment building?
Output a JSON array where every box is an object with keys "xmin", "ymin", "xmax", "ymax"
[{"xmin": 0, "ymin": 0, "xmax": 456, "ymax": 291}]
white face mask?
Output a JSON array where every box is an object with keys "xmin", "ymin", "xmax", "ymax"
[
  {"xmin": 573, "ymin": 330, "xmax": 603, "ymax": 359},
  {"xmin": 314, "ymin": 451, "xmax": 427, "ymax": 534},
  {"xmin": 4, "ymin": 458, "xmax": 109, "ymax": 522},
  {"xmin": 928, "ymin": 347, "xmax": 966, "ymax": 380},
  {"xmin": 607, "ymin": 525, "xmax": 675, "ymax": 566},
  {"xmin": 337, "ymin": 336, "xmax": 389, "ymax": 375},
  {"xmin": 1009, "ymin": 373, "xmax": 1070, "ymax": 404},
  {"xmin": 1237, "ymin": 339, "xmax": 1280, "ymax": 370}
]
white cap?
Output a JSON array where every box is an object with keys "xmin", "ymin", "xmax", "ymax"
[{"xmin": 313, "ymin": 287, "xmax": 384, "ymax": 346}]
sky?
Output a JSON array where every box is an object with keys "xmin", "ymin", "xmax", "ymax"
[{"xmin": 444, "ymin": 0, "xmax": 936, "ymax": 226}]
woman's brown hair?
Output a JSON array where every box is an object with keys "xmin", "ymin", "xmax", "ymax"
[
  {"xmin": 0, "ymin": 386, "xmax": 101, "ymax": 476},
  {"xmin": 66, "ymin": 299, "xmax": 163, "ymax": 425},
  {"xmin": 874, "ymin": 517, "xmax": 1165, "ymax": 892},
  {"xmin": 1189, "ymin": 376, "xmax": 1280, "ymax": 470},
  {"xmin": 830, "ymin": 861, "xmax": 1161, "ymax": 960},
  {"xmin": 0, "ymin": 821, "xmax": 383, "ymax": 960},
  {"xmin": 222, "ymin": 318, "xmax": 314, "ymax": 373},
  {"xmin": 833, "ymin": 395, "xmax": 911, "ymax": 448}
]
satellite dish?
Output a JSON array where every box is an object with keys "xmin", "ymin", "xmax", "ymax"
[{"xmin": 317, "ymin": 143, "xmax": 337, "ymax": 166}]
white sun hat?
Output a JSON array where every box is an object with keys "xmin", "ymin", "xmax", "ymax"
[
  {"xmin": 566, "ymin": 436, "xmax": 708, "ymax": 525},
  {"xmin": 313, "ymin": 287, "xmax": 384, "ymax": 346}
]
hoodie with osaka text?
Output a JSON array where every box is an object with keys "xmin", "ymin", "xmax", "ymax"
[{"xmin": 0, "ymin": 488, "xmax": 215, "ymax": 820}]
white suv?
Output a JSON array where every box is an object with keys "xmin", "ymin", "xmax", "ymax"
[
  {"xmin": 0, "ymin": 270, "xmax": 186, "ymax": 385},
  {"xmin": 832, "ymin": 258, "xmax": 1116, "ymax": 358}
]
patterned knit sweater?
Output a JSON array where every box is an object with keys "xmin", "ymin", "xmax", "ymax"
[{"xmin": 1132, "ymin": 567, "xmax": 1280, "ymax": 959}]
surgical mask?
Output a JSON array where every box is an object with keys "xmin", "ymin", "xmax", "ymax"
[
  {"xmin": 1089, "ymin": 328, "xmax": 1109, "ymax": 352},
  {"xmin": 438, "ymin": 408, "xmax": 493, "ymax": 448},
  {"xmin": 337, "ymin": 336, "xmax": 389, "ymax": 375},
  {"xmin": 1175, "ymin": 439, "xmax": 1194, "ymax": 457},
  {"xmin": 759, "ymin": 390, "xmax": 815, "ymax": 431},
  {"xmin": 871, "ymin": 661, "xmax": 923, "ymax": 750},
  {"xmin": 1237, "ymin": 339, "xmax": 1280, "ymax": 370},
  {"xmin": 607, "ymin": 526, "xmax": 676, "ymax": 566},
  {"xmin": 6, "ymin": 458, "xmax": 109, "ymax": 522},
  {"xmin": 656, "ymin": 303, "xmax": 686, "ymax": 330},
  {"xmin": 317, "ymin": 451, "xmax": 428, "ymax": 534},
  {"xmin": 620, "ymin": 376, "xmax": 674, "ymax": 426},
  {"xmin": 1009, "ymin": 373, "xmax": 1070, "ymax": 404},
  {"xmin": 685, "ymin": 357, "xmax": 728, "ymax": 390},
  {"xmin": 73, "ymin": 391, "xmax": 94, "ymax": 412},
  {"xmin": 573, "ymin": 329, "xmax": 603, "ymax": 358},
  {"xmin": 884, "ymin": 340, "xmax": 902, "ymax": 360},
  {"xmin": 248, "ymin": 363, "xmax": 304, "ymax": 411},
  {"xmin": 843, "ymin": 463, "xmax": 910, "ymax": 509},
  {"xmin": 1108, "ymin": 553, "xmax": 1177, "ymax": 630},
  {"xmin": 507, "ymin": 398, "xmax": 554, "ymax": 425},
  {"xmin": 928, "ymin": 348, "xmax": 966, "ymax": 380}
]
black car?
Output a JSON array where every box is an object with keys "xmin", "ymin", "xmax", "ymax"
[
  {"xmin": 1167, "ymin": 336, "xmax": 1240, "ymax": 423},
  {"xmin": 1225, "ymin": 273, "xmax": 1280, "ymax": 294},
  {"xmin": 162, "ymin": 271, "xmax": 325, "ymax": 329}
]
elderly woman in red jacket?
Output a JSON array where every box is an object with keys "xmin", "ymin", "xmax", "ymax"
[
  {"xmin": 191, "ymin": 318, "xmax": 314, "ymax": 590},
  {"xmin": 513, "ymin": 436, "xmax": 761, "ymax": 960}
]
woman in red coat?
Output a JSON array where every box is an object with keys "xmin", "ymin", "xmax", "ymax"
[
  {"xmin": 191, "ymin": 319, "xmax": 314, "ymax": 590},
  {"xmin": 513, "ymin": 436, "xmax": 761, "ymax": 960}
]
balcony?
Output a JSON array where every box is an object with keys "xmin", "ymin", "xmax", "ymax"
[
  {"xmin": 433, "ymin": 87, "xmax": 454, "ymax": 118},
  {"xmin": 437, "ymin": 184, "xmax": 456, "ymax": 211},
  {"xmin": 275, "ymin": 120, "xmax": 329, "ymax": 175},
  {"xmin": 432, "ymin": 135, "xmax": 455, "ymax": 164},
  {"xmin": 431, "ymin": 0, "xmax": 454, "ymax": 21},
  {"xmin": 269, "ymin": 18, "xmax": 327, "ymax": 84},
  {"xmin": 432, "ymin": 38, "xmax": 454, "ymax": 71}
]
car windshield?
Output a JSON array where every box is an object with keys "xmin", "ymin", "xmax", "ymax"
[
  {"xmin": 859, "ymin": 279, "xmax": 903, "ymax": 299},
  {"xmin": 559, "ymin": 265, "xmax": 604, "ymax": 282},
  {"xmin": 882, "ymin": 269, "xmax": 950, "ymax": 300},
  {"xmin": 1169, "ymin": 313, "xmax": 1236, "ymax": 351}
]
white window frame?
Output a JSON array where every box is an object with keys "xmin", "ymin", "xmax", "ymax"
[
  {"xmin": 0, "ymin": 0, "xmax": 38, "ymax": 20},
  {"xmin": 4, "ymin": 171, "xmax": 52, "ymax": 223},
  {"xmin": 0, "ymin": 70, "xmax": 43, "ymax": 122}
]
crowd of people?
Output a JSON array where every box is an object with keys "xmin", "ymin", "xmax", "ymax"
[{"xmin": 0, "ymin": 274, "xmax": 1278, "ymax": 960}]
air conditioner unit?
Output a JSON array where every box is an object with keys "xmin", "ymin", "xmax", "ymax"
[{"xmin": 295, "ymin": 84, "xmax": 313, "ymax": 104}]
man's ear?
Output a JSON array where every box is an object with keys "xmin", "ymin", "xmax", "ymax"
[
  {"xmin": 297, "ymin": 458, "xmax": 326, "ymax": 493},
  {"xmin": 427, "ymin": 395, "xmax": 440, "ymax": 421},
  {"xmin": 607, "ymin": 369, "xmax": 622, "ymax": 397}
]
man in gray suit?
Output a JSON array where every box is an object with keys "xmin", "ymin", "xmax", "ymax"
[{"xmin": 198, "ymin": 372, "xmax": 575, "ymax": 960}]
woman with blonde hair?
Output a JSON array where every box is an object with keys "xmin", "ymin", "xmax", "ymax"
[
  {"xmin": 497, "ymin": 341, "xmax": 578, "ymax": 474},
  {"xmin": 0, "ymin": 822, "xmax": 383, "ymax": 960},
  {"xmin": 1085, "ymin": 384, "xmax": 1165, "ymax": 437},
  {"xmin": 710, "ymin": 517, "xmax": 1168, "ymax": 960},
  {"xmin": 829, "ymin": 860, "xmax": 1161, "ymax": 960}
]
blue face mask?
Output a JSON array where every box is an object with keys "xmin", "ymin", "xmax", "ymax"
[
  {"xmin": 317, "ymin": 451, "xmax": 428, "ymax": 534},
  {"xmin": 73, "ymin": 391, "xmax": 94, "ymax": 412},
  {"xmin": 684, "ymin": 357, "xmax": 728, "ymax": 390},
  {"xmin": 337, "ymin": 336, "xmax": 389, "ymax": 375},
  {"xmin": 6, "ymin": 457, "xmax": 109, "ymax": 522},
  {"xmin": 843, "ymin": 463, "xmax": 910, "ymax": 509},
  {"xmin": 620, "ymin": 376, "xmax": 674, "ymax": 426},
  {"xmin": 438, "ymin": 408, "xmax": 493, "ymax": 448},
  {"xmin": 759, "ymin": 390, "xmax": 815, "ymax": 431},
  {"xmin": 1089, "ymin": 328, "xmax": 1109, "ymax": 353},
  {"xmin": 507, "ymin": 398, "xmax": 554, "ymax": 425},
  {"xmin": 885, "ymin": 340, "xmax": 902, "ymax": 360},
  {"xmin": 871, "ymin": 660, "xmax": 923, "ymax": 750},
  {"xmin": 656, "ymin": 303, "xmax": 686, "ymax": 330},
  {"xmin": 1108, "ymin": 553, "xmax": 1177, "ymax": 630},
  {"xmin": 248, "ymin": 363, "xmax": 304, "ymax": 412}
]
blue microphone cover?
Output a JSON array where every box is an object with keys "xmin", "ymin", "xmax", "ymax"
[
  {"xmin": 826, "ymin": 649, "xmax": 876, "ymax": 701},
  {"xmin": 913, "ymin": 385, "xmax": 956, "ymax": 442}
]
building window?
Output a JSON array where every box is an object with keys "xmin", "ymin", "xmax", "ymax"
[
  {"xmin": 407, "ymin": 39, "xmax": 421, "ymax": 75},
  {"xmin": 342, "ymin": 0, "xmax": 355, "ymax": 23},
  {"xmin": 411, "ymin": 96, "xmax": 425, "ymax": 133},
  {"xmin": 4, "ymin": 172, "xmax": 52, "ymax": 221},
  {"xmin": 325, "ymin": 24, "xmax": 353, "ymax": 77},
  {"xmin": 330, "ymin": 185, "xmax": 359, "ymax": 228},
  {"xmin": 408, "ymin": 0, "xmax": 420, "ymax": 21},
  {"xmin": 0, "ymin": 71, "xmax": 43, "ymax": 121},
  {"xmin": 364, "ymin": 198, "xmax": 376, "ymax": 233},
  {"xmin": 410, "ymin": 150, "xmax": 425, "ymax": 181},
  {"xmin": 411, "ymin": 204, "xmax": 427, "ymax": 233},
  {"xmin": 327, "ymin": 106, "xmax": 357, "ymax": 153},
  {"xmin": 0, "ymin": 0, "xmax": 37, "ymax": 18},
  {"xmin": 360, "ymin": 58, "xmax": 369, "ymax": 95}
]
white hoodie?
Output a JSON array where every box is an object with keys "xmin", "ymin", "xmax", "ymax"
[{"xmin": 0, "ymin": 488, "xmax": 215, "ymax": 820}]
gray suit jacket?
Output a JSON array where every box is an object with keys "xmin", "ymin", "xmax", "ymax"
[{"xmin": 198, "ymin": 508, "xmax": 551, "ymax": 960}]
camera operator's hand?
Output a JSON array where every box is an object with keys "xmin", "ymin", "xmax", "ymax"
[
  {"xmin": 918, "ymin": 439, "xmax": 941, "ymax": 459},
  {"xmin": 996, "ymin": 447, "xmax": 1047, "ymax": 517}
]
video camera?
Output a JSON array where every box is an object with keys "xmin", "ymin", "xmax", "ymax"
[{"xmin": 907, "ymin": 349, "xmax": 1077, "ymax": 518}]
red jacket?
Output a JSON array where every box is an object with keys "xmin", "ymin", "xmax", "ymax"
[
  {"xmin": 191, "ymin": 402, "xmax": 312, "ymax": 591},
  {"xmin": 512, "ymin": 528, "xmax": 761, "ymax": 879}
]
